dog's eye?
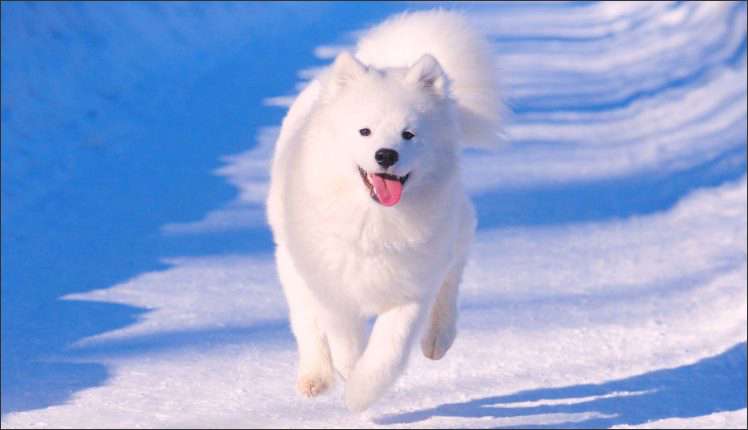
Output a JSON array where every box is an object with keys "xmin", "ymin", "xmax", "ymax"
[
  {"xmin": 359, "ymin": 128, "xmax": 371, "ymax": 137},
  {"xmin": 401, "ymin": 130, "xmax": 415, "ymax": 140}
]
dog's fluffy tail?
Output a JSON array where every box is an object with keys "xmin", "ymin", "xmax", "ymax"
[{"xmin": 355, "ymin": 10, "xmax": 504, "ymax": 148}]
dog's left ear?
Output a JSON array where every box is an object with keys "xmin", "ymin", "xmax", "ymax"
[{"xmin": 405, "ymin": 54, "xmax": 448, "ymax": 96}]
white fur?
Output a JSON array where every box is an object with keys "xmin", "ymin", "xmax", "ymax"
[{"xmin": 266, "ymin": 10, "xmax": 500, "ymax": 412}]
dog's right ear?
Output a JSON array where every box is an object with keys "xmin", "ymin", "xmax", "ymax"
[{"xmin": 322, "ymin": 51, "xmax": 367, "ymax": 100}]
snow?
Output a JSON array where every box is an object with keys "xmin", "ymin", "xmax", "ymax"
[
  {"xmin": 2, "ymin": 2, "xmax": 746, "ymax": 428},
  {"xmin": 612, "ymin": 409, "xmax": 748, "ymax": 429}
]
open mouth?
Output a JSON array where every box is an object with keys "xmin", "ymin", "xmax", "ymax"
[{"xmin": 358, "ymin": 166, "xmax": 410, "ymax": 207}]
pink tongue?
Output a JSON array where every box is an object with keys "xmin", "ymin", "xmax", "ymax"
[{"xmin": 368, "ymin": 174, "xmax": 403, "ymax": 206}]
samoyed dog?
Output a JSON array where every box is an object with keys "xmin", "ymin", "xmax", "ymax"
[{"xmin": 267, "ymin": 10, "xmax": 501, "ymax": 411}]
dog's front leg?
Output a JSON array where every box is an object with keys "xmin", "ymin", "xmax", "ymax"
[
  {"xmin": 276, "ymin": 247, "xmax": 335, "ymax": 397},
  {"xmin": 324, "ymin": 314, "xmax": 366, "ymax": 380},
  {"xmin": 344, "ymin": 302, "xmax": 428, "ymax": 411},
  {"xmin": 421, "ymin": 258, "xmax": 465, "ymax": 360}
]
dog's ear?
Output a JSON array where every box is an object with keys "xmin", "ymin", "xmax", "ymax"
[
  {"xmin": 405, "ymin": 54, "xmax": 448, "ymax": 96},
  {"xmin": 323, "ymin": 51, "xmax": 367, "ymax": 99}
]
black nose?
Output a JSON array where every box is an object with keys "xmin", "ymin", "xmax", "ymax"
[{"xmin": 375, "ymin": 148, "xmax": 399, "ymax": 168}]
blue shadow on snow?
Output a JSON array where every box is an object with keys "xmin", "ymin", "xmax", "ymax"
[
  {"xmin": 377, "ymin": 342, "xmax": 748, "ymax": 428},
  {"xmin": 474, "ymin": 144, "xmax": 747, "ymax": 229}
]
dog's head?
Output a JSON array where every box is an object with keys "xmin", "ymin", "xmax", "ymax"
[{"xmin": 317, "ymin": 52, "xmax": 460, "ymax": 207}]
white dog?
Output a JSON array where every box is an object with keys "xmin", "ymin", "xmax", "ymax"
[{"xmin": 267, "ymin": 10, "xmax": 501, "ymax": 412}]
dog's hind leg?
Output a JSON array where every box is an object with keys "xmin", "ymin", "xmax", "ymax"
[
  {"xmin": 421, "ymin": 258, "xmax": 465, "ymax": 360},
  {"xmin": 276, "ymin": 247, "xmax": 334, "ymax": 397}
]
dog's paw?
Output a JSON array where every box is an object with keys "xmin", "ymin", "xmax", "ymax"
[
  {"xmin": 344, "ymin": 380, "xmax": 374, "ymax": 412},
  {"xmin": 343, "ymin": 365, "xmax": 383, "ymax": 412},
  {"xmin": 296, "ymin": 373, "xmax": 332, "ymax": 398},
  {"xmin": 421, "ymin": 322, "xmax": 456, "ymax": 360}
]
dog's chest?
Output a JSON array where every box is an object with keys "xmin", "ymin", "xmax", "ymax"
[
  {"xmin": 285, "ymin": 184, "xmax": 463, "ymax": 313},
  {"xmin": 308, "ymin": 228, "xmax": 454, "ymax": 313}
]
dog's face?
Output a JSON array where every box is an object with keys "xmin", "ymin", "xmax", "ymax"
[{"xmin": 319, "ymin": 52, "xmax": 459, "ymax": 207}]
